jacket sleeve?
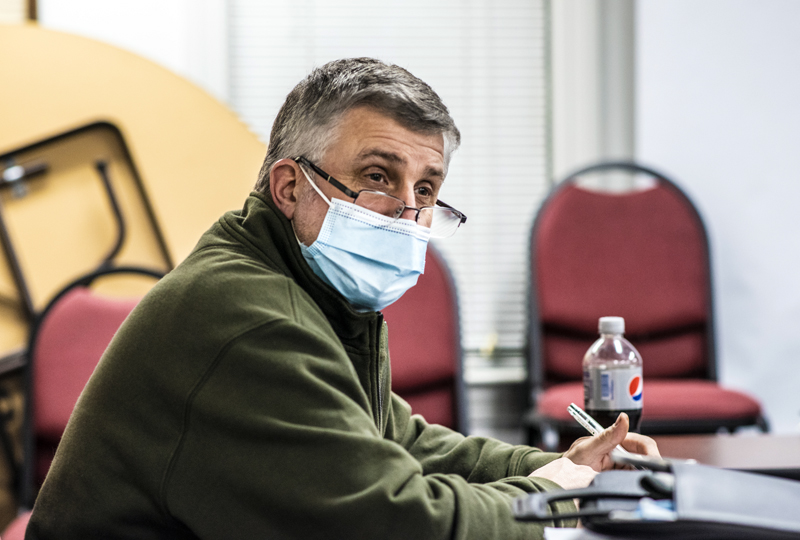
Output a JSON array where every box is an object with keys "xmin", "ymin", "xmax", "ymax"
[
  {"xmin": 385, "ymin": 392, "xmax": 567, "ymax": 483},
  {"xmin": 163, "ymin": 312, "xmax": 577, "ymax": 540}
]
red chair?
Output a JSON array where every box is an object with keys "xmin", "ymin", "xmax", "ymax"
[
  {"xmin": 18, "ymin": 267, "xmax": 162, "ymax": 509},
  {"xmin": 525, "ymin": 162, "xmax": 767, "ymax": 449},
  {"xmin": 383, "ymin": 245, "xmax": 467, "ymax": 433},
  {"xmin": 2, "ymin": 510, "xmax": 31, "ymax": 540}
]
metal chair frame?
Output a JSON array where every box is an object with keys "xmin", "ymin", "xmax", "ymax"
[{"xmin": 18, "ymin": 265, "xmax": 164, "ymax": 508}]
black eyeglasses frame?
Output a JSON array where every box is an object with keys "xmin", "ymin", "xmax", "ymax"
[{"xmin": 293, "ymin": 156, "xmax": 467, "ymax": 227}]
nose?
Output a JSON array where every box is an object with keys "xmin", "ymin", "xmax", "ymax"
[{"xmin": 396, "ymin": 182, "xmax": 418, "ymax": 221}]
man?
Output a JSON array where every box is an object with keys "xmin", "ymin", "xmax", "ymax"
[{"xmin": 27, "ymin": 58, "xmax": 658, "ymax": 539}]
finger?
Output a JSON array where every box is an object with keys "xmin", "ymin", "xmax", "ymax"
[
  {"xmin": 563, "ymin": 414, "xmax": 632, "ymax": 470},
  {"xmin": 620, "ymin": 432, "xmax": 661, "ymax": 457},
  {"xmin": 597, "ymin": 412, "xmax": 629, "ymax": 451}
]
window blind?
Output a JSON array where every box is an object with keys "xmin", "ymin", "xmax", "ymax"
[
  {"xmin": 228, "ymin": 0, "xmax": 551, "ymax": 383},
  {"xmin": 0, "ymin": 0, "xmax": 26, "ymax": 23}
]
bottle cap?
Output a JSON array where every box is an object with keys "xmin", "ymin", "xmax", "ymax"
[{"xmin": 599, "ymin": 316, "xmax": 625, "ymax": 334}]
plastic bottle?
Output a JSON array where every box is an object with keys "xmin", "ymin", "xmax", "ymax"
[{"xmin": 583, "ymin": 316, "xmax": 643, "ymax": 431}]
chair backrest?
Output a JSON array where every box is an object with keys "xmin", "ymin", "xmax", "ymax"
[
  {"xmin": 382, "ymin": 245, "xmax": 467, "ymax": 433},
  {"xmin": 32, "ymin": 288, "xmax": 138, "ymax": 447},
  {"xmin": 21, "ymin": 266, "xmax": 162, "ymax": 508},
  {"xmin": 528, "ymin": 162, "xmax": 716, "ymax": 391}
]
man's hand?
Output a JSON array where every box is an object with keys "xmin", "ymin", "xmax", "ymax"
[
  {"xmin": 528, "ymin": 413, "xmax": 661, "ymax": 511},
  {"xmin": 563, "ymin": 412, "xmax": 661, "ymax": 472},
  {"xmin": 528, "ymin": 456, "xmax": 598, "ymax": 490}
]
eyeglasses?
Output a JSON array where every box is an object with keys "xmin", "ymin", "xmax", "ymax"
[{"xmin": 294, "ymin": 156, "xmax": 467, "ymax": 238}]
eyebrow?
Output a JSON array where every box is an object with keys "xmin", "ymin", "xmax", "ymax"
[{"xmin": 356, "ymin": 148, "xmax": 444, "ymax": 179}]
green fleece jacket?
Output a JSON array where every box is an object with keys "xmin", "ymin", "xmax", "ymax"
[{"xmin": 27, "ymin": 192, "xmax": 576, "ymax": 539}]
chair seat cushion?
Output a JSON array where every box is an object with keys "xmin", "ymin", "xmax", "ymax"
[
  {"xmin": 537, "ymin": 379, "xmax": 762, "ymax": 422},
  {"xmin": 2, "ymin": 510, "xmax": 32, "ymax": 540}
]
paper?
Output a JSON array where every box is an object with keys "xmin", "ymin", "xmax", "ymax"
[{"xmin": 544, "ymin": 527, "xmax": 615, "ymax": 540}]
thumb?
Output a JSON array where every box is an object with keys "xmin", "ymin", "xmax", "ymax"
[{"xmin": 598, "ymin": 412, "xmax": 629, "ymax": 450}]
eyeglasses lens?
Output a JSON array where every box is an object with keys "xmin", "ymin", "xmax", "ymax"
[
  {"xmin": 354, "ymin": 192, "xmax": 462, "ymax": 238},
  {"xmin": 428, "ymin": 208, "xmax": 461, "ymax": 238},
  {"xmin": 356, "ymin": 191, "xmax": 405, "ymax": 219}
]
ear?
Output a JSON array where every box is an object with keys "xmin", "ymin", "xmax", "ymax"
[{"xmin": 270, "ymin": 159, "xmax": 302, "ymax": 220}]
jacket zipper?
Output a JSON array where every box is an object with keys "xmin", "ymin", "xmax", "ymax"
[
  {"xmin": 375, "ymin": 314, "xmax": 384, "ymax": 434},
  {"xmin": 377, "ymin": 373, "xmax": 383, "ymax": 434}
]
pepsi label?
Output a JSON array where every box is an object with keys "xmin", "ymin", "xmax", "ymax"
[{"xmin": 584, "ymin": 366, "xmax": 643, "ymax": 411}]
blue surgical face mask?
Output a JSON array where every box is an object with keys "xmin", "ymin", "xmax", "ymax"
[{"xmin": 295, "ymin": 166, "xmax": 430, "ymax": 312}]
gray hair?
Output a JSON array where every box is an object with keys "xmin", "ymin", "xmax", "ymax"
[{"xmin": 254, "ymin": 57, "xmax": 460, "ymax": 194}]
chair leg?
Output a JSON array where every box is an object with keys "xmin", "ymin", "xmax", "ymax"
[
  {"xmin": 528, "ymin": 422, "xmax": 560, "ymax": 452},
  {"xmin": 0, "ymin": 387, "xmax": 19, "ymax": 497},
  {"xmin": 544, "ymin": 424, "xmax": 562, "ymax": 452},
  {"xmin": 526, "ymin": 424, "xmax": 542, "ymax": 448}
]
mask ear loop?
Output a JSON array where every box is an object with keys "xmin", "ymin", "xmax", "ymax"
[
  {"xmin": 291, "ymin": 163, "xmax": 332, "ymax": 247},
  {"xmin": 298, "ymin": 163, "xmax": 333, "ymax": 208}
]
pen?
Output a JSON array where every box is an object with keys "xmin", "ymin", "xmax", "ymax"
[{"xmin": 567, "ymin": 402, "xmax": 637, "ymax": 458}]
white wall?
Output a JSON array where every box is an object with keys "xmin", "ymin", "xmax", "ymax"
[
  {"xmin": 38, "ymin": 0, "xmax": 228, "ymax": 103},
  {"xmin": 551, "ymin": 0, "xmax": 636, "ymax": 180},
  {"xmin": 637, "ymin": 0, "xmax": 800, "ymax": 433}
]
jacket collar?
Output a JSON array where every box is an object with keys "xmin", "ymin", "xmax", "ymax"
[{"xmin": 233, "ymin": 191, "xmax": 381, "ymax": 345}]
